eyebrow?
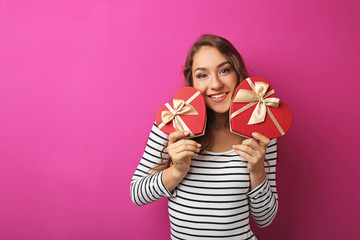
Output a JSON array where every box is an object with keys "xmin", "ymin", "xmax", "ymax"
[{"xmin": 193, "ymin": 61, "xmax": 231, "ymax": 73}]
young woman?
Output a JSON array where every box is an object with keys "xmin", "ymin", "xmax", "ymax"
[{"xmin": 130, "ymin": 34, "xmax": 278, "ymax": 239}]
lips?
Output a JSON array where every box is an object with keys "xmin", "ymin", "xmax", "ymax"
[
  {"xmin": 208, "ymin": 92, "xmax": 228, "ymax": 102},
  {"xmin": 209, "ymin": 93, "xmax": 227, "ymax": 98}
]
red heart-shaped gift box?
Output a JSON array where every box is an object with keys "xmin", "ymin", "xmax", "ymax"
[
  {"xmin": 230, "ymin": 76, "xmax": 292, "ymax": 139},
  {"xmin": 155, "ymin": 87, "xmax": 206, "ymax": 137}
]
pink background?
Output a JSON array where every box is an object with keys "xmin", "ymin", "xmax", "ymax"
[{"xmin": 1, "ymin": 0, "xmax": 359, "ymax": 239}]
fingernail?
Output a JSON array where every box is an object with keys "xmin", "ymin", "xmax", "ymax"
[
  {"xmin": 184, "ymin": 131, "xmax": 190, "ymax": 136},
  {"xmin": 197, "ymin": 143, "xmax": 201, "ymax": 147},
  {"xmin": 196, "ymin": 148, "xmax": 200, "ymax": 152},
  {"xmin": 252, "ymin": 132, "xmax": 258, "ymax": 137},
  {"xmin": 232, "ymin": 145, "xmax": 235, "ymax": 148}
]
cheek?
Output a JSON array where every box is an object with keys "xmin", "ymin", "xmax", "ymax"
[
  {"xmin": 228, "ymin": 76, "xmax": 238, "ymax": 92},
  {"xmin": 192, "ymin": 81, "xmax": 207, "ymax": 94}
]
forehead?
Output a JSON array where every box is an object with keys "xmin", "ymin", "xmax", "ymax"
[{"xmin": 193, "ymin": 46, "xmax": 228, "ymax": 68}]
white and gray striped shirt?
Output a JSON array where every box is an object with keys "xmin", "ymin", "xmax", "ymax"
[{"xmin": 131, "ymin": 124, "xmax": 278, "ymax": 239}]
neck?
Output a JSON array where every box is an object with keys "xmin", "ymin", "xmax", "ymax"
[{"xmin": 211, "ymin": 111, "xmax": 229, "ymax": 129}]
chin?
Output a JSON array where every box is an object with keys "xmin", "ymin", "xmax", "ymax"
[
  {"xmin": 205, "ymin": 98, "xmax": 232, "ymax": 114},
  {"xmin": 208, "ymin": 106, "xmax": 230, "ymax": 114}
]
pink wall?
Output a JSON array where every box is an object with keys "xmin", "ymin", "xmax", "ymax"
[{"xmin": 1, "ymin": 0, "xmax": 359, "ymax": 239}]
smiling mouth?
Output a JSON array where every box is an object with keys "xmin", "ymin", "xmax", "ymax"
[{"xmin": 209, "ymin": 92, "xmax": 227, "ymax": 98}]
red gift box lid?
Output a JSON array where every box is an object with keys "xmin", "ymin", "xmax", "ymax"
[
  {"xmin": 230, "ymin": 76, "xmax": 293, "ymax": 139},
  {"xmin": 155, "ymin": 87, "xmax": 207, "ymax": 137}
]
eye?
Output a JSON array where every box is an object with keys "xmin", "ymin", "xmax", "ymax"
[
  {"xmin": 220, "ymin": 68, "xmax": 231, "ymax": 74},
  {"xmin": 196, "ymin": 73, "xmax": 207, "ymax": 79}
]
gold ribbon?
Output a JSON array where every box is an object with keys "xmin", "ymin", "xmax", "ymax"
[
  {"xmin": 231, "ymin": 78, "xmax": 285, "ymax": 135},
  {"xmin": 158, "ymin": 91, "xmax": 200, "ymax": 135}
]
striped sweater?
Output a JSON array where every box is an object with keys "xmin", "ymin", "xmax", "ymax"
[{"xmin": 130, "ymin": 124, "xmax": 278, "ymax": 239}]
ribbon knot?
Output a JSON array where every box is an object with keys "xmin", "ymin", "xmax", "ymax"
[
  {"xmin": 259, "ymin": 95, "xmax": 264, "ymax": 103},
  {"xmin": 232, "ymin": 79, "xmax": 280, "ymax": 125},
  {"xmin": 160, "ymin": 99, "xmax": 198, "ymax": 132}
]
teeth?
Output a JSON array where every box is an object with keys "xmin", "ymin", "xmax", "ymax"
[{"xmin": 211, "ymin": 93, "xmax": 226, "ymax": 98}]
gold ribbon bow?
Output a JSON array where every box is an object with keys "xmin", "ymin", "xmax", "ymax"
[
  {"xmin": 158, "ymin": 91, "xmax": 200, "ymax": 135},
  {"xmin": 231, "ymin": 78, "xmax": 285, "ymax": 135}
]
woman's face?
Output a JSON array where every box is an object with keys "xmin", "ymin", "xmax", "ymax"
[{"xmin": 192, "ymin": 46, "xmax": 238, "ymax": 114}]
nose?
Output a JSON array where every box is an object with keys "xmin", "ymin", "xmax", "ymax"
[{"xmin": 210, "ymin": 74, "xmax": 223, "ymax": 90}]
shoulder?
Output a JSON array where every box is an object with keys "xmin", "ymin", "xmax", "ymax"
[
  {"xmin": 266, "ymin": 138, "xmax": 277, "ymax": 153},
  {"xmin": 268, "ymin": 138, "xmax": 277, "ymax": 147},
  {"xmin": 150, "ymin": 122, "xmax": 169, "ymax": 139},
  {"xmin": 146, "ymin": 123, "xmax": 169, "ymax": 146}
]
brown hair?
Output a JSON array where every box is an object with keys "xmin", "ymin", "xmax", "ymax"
[{"xmin": 150, "ymin": 34, "xmax": 249, "ymax": 173}]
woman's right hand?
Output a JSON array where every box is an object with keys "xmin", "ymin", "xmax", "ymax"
[{"xmin": 166, "ymin": 131, "xmax": 201, "ymax": 177}]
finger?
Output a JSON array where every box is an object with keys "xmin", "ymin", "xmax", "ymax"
[
  {"xmin": 242, "ymin": 138, "xmax": 263, "ymax": 153},
  {"xmin": 232, "ymin": 144, "xmax": 255, "ymax": 157},
  {"xmin": 252, "ymin": 132, "xmax": 270, "ymax": 147},
  {"xmin": 176, "ymin": 151, "xmax": 198, "ymax": 160},
  {"xmin": 169, "ymin": 131, "xmax": 190, "ymax": 144},
  {"xmin": 173, "ymin": 144, "xmax": 200, "ymax": 155},
  {"xmin": 234, "ymin": 149, "xmax": 253, "ymax": 161},
  {"xmin": 169, "ymin": 139, "xmax": 201, "ymax": 150}
]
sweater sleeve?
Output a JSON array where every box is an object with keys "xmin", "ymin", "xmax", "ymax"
[
  {"xmin": 130, "ymin": 123, "xmax": 175, "ymax": 206},
  {"xmin": 247, "ymin": 138, "xmax": 278, "ymax": 227}
]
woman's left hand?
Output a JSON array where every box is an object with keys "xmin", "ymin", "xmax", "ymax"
[{"xmin": 232, "ymin": 132, "xmax": 270, "ymax": 189}]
